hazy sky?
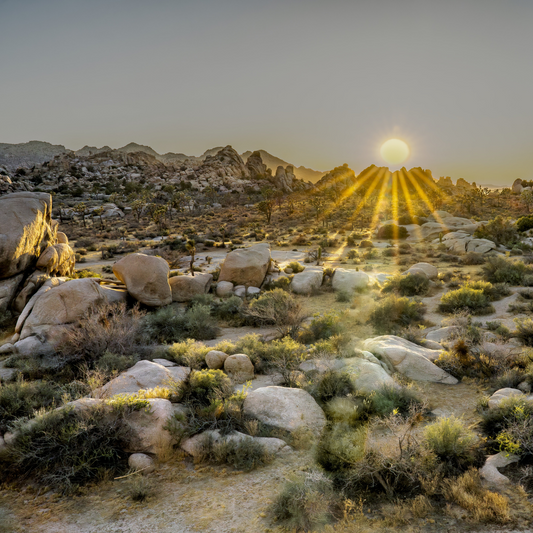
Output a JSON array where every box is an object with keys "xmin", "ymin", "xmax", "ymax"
[{"xmin": 1, "ymin": 0, "xmax": 532, "ymax": 184}]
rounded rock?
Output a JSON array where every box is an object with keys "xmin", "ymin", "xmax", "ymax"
[
  {"xmin": 128, "ymin": 453, "xmax": 155, "ymax": 474},
  {"xmin": 206, "ymin": 350, "xmax": 229, "ymax": 370},
  {"xmin": 224, "ymin": 354, "xmax": 254, "ymax": 383}
]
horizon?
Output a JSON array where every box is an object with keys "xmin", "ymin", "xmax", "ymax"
[{"xmin": 2, "ymin": 0, "xmax": 533, "ymax": 185}]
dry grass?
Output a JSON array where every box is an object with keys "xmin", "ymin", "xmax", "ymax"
[{"xmin": 443, "ymin": 469, "xmax": 510, "ymax": 523}]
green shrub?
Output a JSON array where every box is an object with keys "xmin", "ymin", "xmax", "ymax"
[
  {"xmin": 95, "ymin": 351, "xmax": 138, "ymax": 374},
  {"xmin": 369, "ymin": 295, "xmax": 426, "ymax": 334},
  {"xmin": 438, "ymin": 285, "xmax": 494, "ymax": 315},
  {"xmin": 424, "ymin": 416, "xmax": 482, "ymax": 474},
  {"xmin": 214, "ymin": 295, "xmax": 244, "ymax": 322},
  {"xmin": 473, "ymin": 216, "xmax": 518, "ymax": 246},
  {"xmin": 516, "ymin": 215, "xmax": 533, "ymax": 233},
  {"xmin": 335, "ymin": 289, "xmax": 351, "ymax": 302},
  {"xmin": 377, "ymin": 224, "xmax": 408, "ymax": 240},
  {"xmin": 461, "ymin": 252, "xmax": 486, "ymax": 265},
  {"xmin": 310, "ymin": 370, "xmax": 356, "ymax": 405},
  {"xmin": 265, "ymin": 275, "xmax": 291, "ymax": 291},
  {"xmin": 513, "ymin": 318, "xmax": 533, "ymax": 346},
  {"xmin": 143, "ymin": 304, "xmax": 218, "ymax": 343},
  {"xmin": 180, "ymin": 369, "xmax": 233, "ymax": 406},
  {"xmin": 299, "ymin": 312, "xmax": 345, "ymax": 344},
  {"xmin": 285, "ymin": 261, "xmax": 305, "ymax": 273},
  {"xmin": 369, "ymin": 384, "xmax": 422, "ymax": 418},
  {"xmin": 246, "ymin": 289, "xmax": 303, "ymax": 337},
  {"xmin": 482, "ymin": 256, "xmax": 532, "ymax": 285},
  {"xmin": 165, "ymin": 339, "xmax": 211, "ymax": 369},
  {"xmin": 382, "ymin": 273, "xmax": 430, "ymax": 297},
  {"xmin": 272, "ymin": 471, "xmax": 337, "ymax": 531},
  {"xmin": 202, "ymin": 435, "xmax": 273, "ymax": 471},
  {"xmin": 70, "ymin": 269, "xmax": 100, "ymax": 279},
  {"xmin": 359, "ymin": 240, "xmax": 373, "ymax": 248},
  {"xmin": 0, "ymin": 404, "xmax": 135, "ymax": 493},
  {"xmin": 0, "ymin": 380, "xmax": 68, "ymax": 433}
]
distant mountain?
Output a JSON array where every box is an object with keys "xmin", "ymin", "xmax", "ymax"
[
  {"xmin": 0, "ymin": 141, "xmax": 70, "ymax": 169},
  {"xmin": 0, "ymin": 141, "xmax": 325, "ymax": 182},
  {"xmin": 241, "ymin": 150, "xmax": 325, "ymax": 183}
]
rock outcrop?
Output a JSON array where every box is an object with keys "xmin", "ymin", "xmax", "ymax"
[
  {"xmin": 362, "ymin": 335, "xmax": 457, "ymax": 384},
  {"xmin": 0, "ymin": 192, "xmax": 56, "ymax": 279},
  {"xmin": 218, "ymin": 243, "xmax": 271, "ymax": 287},
  {"xmin": 169, "ymin": 273, "xmax": 212, "ymax": 302},
  {"xmin": 113, "ymin": 253, "xmax": 172, "ymax": 307},
  {"xmin": 243, "ymin": 386, "xmax": 326, "ymax": 436}
]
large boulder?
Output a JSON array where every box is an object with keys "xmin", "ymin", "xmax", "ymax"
[
  {"xmin": 290, "ymin": 269, "xmax": 323, "ymax": 295},
  {"xmin": 35, "ymin": 243, "xmax": 75, "ymax": 276},
  {"xmin": 169, "ymin": 273, "xmax": 212, "ymax": 302},
  {"xmin": 0, "ymin": 192, "xmax": 56, "ymax": 279},
  {"xmin": 243, "ymin": 386, "xmax": 326, "ymax": 436},
  {"xmin": 181, "ymin": 429, "xmax": 290, "ymax": 458},
  {"xmin": 512, "ymin": 179, "xmax": 524, "ymax": 194},
  {"xmin": 0, "ymin": 274, "xmax": 24, "ymax": 314},
  {"xmin": 113, "ymin": 253, "xmax": 172, "ymax": 307},
  {"xmin": 224, "ymin": 354, "xmax": 254, "ymax": 383},
  {"xmin": 93, "ymin": 360, "xmax": 190, "ymax": 399},
  {"xmin": 124, "ymin": 398, "xmax": 176, "ymax": 458},
  {"xmin": 331, "ymin": 269, "xmax": 370, "ymax": 292},
  {"xmin": 18, "ymin": 278, "xmax": 109, "ymax": 341},
  {"xmin": 487, "ymin": 388, "xmax": 524, "ymax": 409},
  {"xmin": 362, "ymin": 335, "xmax": 457, "ymax": 384},
  {"xmin": 218, "ymin": 243, "xmax": 271, "ymax": 288},
  {"xmin": 403, "ymin": 262, "xmax": 438, "ymax": 280}
]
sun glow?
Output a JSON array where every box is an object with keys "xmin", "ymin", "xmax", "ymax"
[{"xmin": 380, "ymin": 138, "xmax": 410, "ymax": 165}]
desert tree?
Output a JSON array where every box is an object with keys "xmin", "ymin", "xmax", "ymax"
[
  {"xmin": 257, "ymin": 187, "xmax": 275, "ymax": 224},
  {"xmin": 186, "ymin": 239, "xmax": 196, "ymax": 276},
  {"xmin": 74, "ymin": 202, "xmax": 90, "ymax": 228},
  {"xmin": 521, "ymin": 189, "xmax": 533, "ymax": 213}
]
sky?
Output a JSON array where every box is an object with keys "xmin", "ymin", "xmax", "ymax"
[{"xmin": 1, "ymin": 0, "xmax": 532, "ymax": 185}]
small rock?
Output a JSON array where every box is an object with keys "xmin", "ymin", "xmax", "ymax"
[
  {"xmin": 216, "ymin": 281, "xmax": 234, "ymax": 297},
  {"xmin": 224, "ymin": 354, "xmax": 254, "ymax": 383},
  {"xmin": 128, "ymin": 453, "xmax": 155, "ymax": 474},
  {"xmin": 206, "ymin": 350, "xmax": 229, "ymax": 370}
]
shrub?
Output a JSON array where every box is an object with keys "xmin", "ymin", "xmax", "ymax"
[
  {"xmin": 126, "ymin": 476, "xmax": 154, "ymax": 502},
  {"xmin": 265, "ymin": 275, "xmax": 291, "ymax": 291},
  {"xmin": 70, "ymin": 269, "xmax": 100, "ymax": 279},
  {"xmin": 424, "ymin": 416, "xmax": 482, "ymax": 474},
  {"xmin": 482, "ymin": 256, "xmax": 532, "ymax": 285},
  {"xmin": 285, "ymin": 261, "xmax": 305, "ymax": 273},
  {"xmin": 473, "ymin": 216, "xmax": 518, "ymax": 246},
  {"xmin": 299, "ymin": 312, "xmax": 345, "ymax": 344},
  {"xmin": 359, "ymin": 240, "xmax": 373, "ymax": 248},
  {"xmin": 0, "ymin": 404, "xmax": 135, "ymax": 493},
  {"xmin": 516, "ymin": 214, "xmax": 533, "ymax": 233},
  {"xmin": 201, "ymin": 435, "xmax": 273, "ymax": 471},
  {"xmin": 370, "ymin": 384, "xmax": 422, "ymax": 418},
  {"xmin": 143, "ymin": 304, "xmax": 218, "ymax": 343},
  {"xmin": 272, "ymin": 470, "xmax": 338, "ymax": 531},
  {"xmin": 165, "ymin": 339, "xmax": 211, "ymax": 369},
  {"xmin": 246, "ymin": 289, "xmax": 304, "ymax": 337},
  {"xmin": 443, "ymin": 469, "xmax": 510, "ymax": 523},
  {"xmin": 310, "ymin": 370, "xmax": 356, "ymax": 405},
  {"xmin": 377, "ymin": 224, "xmax": 408, "ymax": 240},
  {"xmin": 438, "ymin": 285, "xmax": 493, "ymax": 315},
  {"xmin": 514, "ymin": 318, "xmax": 533, "ymax": 346},
  {"xmin": 180, "ymin": 369, "xmax": 233, "ymax": 406},
  {"xmin": 382, "ymin": 273, "xmax": 429, "ymax": 297},
  {"xmin": 369, "ymin": 295, "xmax": 425, "ymax": 334},
  {"xmin": 335, "ymin": 289, "xmax": 351, "ymax": 302},
  {"xmin": 57, "ymin": 303, "xmax": 145, "ymax": 370},
  {"xmin": 460, "ymin": 252, "xmax": 486, "ymax": 265},
  {"xmin": 481, "ymin": 396, "xmax": 533, "ymax": 441},
  {"xmin": 0, "ymin": 380, "xmax": 68, "ymax": 433}
]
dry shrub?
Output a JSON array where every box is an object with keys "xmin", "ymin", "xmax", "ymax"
[
  {"xmin": 58, "ymin": 302, "xmax": 146, "ymax": 368},
  {"xmin": 443, "ymin": 469, "xmax": 510, "ymax": 523}
]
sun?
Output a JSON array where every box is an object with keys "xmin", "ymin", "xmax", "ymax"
[{"xmin": 380, "ymin": 138, "xmax": 410, "ymax": 165}]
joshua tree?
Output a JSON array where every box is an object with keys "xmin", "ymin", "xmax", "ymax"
[
  {"xmin": 257, "ymin": 187, "xmax": 275, "ymax": 224},
  {"xmin": 74, "ymin": 202, "xmax": 89, "ymax": 228},
  {"xmin": 186, "ymin": 239, "xmax": 196, "ymax": 276}
]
